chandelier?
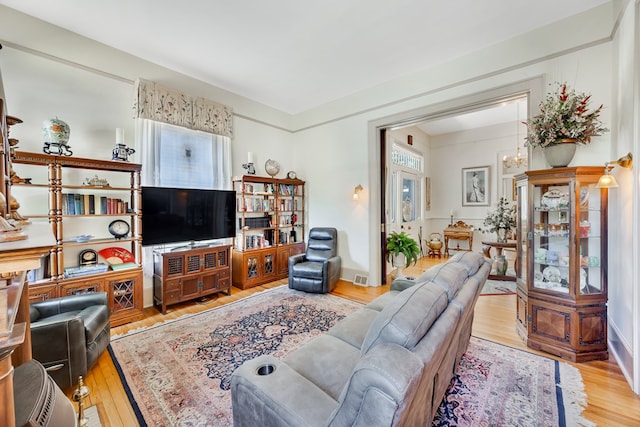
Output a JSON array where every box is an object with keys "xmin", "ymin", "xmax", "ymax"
[
  {"xmin": 502, "ymin": 101, "xmax": 527, "ymax": 170},
  {"xmin": 503, "ymin": 146, "xmax": 527, "ymax": 169}
]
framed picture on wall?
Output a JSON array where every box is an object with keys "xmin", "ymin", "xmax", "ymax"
[{"xmin": 462, "ymin": 166, "xmax": 490, "ymax": 206}]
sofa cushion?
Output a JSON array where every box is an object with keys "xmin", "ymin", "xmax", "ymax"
[
  {"xmin": 365, "ymin": 291, "xmax": 399, "ymax": 312},
  {"xmin": 360, "ymin": 282, "xmax": 448, "ymax": 355},
  {"xmin": 409, "ymin": 252, "xmax": 486, "ymax": 298},
  {"xmin": 424, "ymin": 263, "xmax": 468, "ymax": 301},
  {"xmin": 285, "ymin": 335, "xmax": 361, "ymax": 400},
  {"xmin": 291, "ymin": 261, "xmax": 324, "ymax": 279},
  {"xmin": 448, "ymin": 251, "xmax": 485, "ymax": 276},
  {"xmin": 328, "ymin": 307, "xmax": 380, "ymax": 349}
]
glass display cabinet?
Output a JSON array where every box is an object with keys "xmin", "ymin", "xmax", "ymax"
[{"xmin": 516, "ymin": 167, "xmax": 608, "ymax": 362}]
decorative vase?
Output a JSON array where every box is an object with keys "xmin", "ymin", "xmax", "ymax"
[
  {"xmin": 392, "ymin": 253, "xmax": 407, "ymax": 279},
  {"xmin": 496, "ymin": 228, "xmax": 508, "ymax": 243},
  {"xmin": 543, "ymin": 139, "xmax": 577, "ymax": 168},
  {"xmin": 493, "ymin": 255, "xmax": 508, "ymax": 276},
  {"xmin": 42, "ymin": 117, "xmax": 70, "ymax": 145}
]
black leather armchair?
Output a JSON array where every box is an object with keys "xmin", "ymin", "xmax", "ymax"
[
  {"xmin": 30, "ymin": 292, "xmax": 110, "ymax": 389},
  {"xmin": 288, "ymin": 227, "xmax": 341, "ymax": 293}
]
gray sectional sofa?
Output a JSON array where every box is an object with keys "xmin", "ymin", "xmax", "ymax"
[{"xmin": 231, "ymin": 251, "xmax": 491, "ymax": 426}]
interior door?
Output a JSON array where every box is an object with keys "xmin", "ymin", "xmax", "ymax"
[{"xmin": 386, "ymin": 170, "xmax": 421, "ymax": 265}]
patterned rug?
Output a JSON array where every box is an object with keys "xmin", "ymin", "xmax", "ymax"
[
  {"xmin": 109, "ymin": 286, "xmax": 362, "ymax": 426},
  {"xmin": 109, "ymin": 286, "xmax": 590, "ymax": 426},
  {"xmin": 433, "ymin": 337, "xmax": 592, "ymax": 427},
  {"xmin": 481, "ymin": 278, "xmax": 516, "ymax": 295}
]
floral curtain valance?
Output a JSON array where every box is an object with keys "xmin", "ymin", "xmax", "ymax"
[{"xmin": 133, "ymin": 78, "xmax": 233, "ymax": 138}]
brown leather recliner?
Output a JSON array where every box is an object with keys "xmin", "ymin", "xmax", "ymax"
[{"xmin": 29, "ymin": 292, "xmax": 110, "ymax": 390}]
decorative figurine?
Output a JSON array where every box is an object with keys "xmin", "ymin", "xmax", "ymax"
[
  {"xmin": 242, "ymin": 151, "xmax": 256, "ymax": 175},
  {"xmin": 112, "ymin": 143, "xmax": 135, "ymax": 161},
  {"xmin": 83, "ymin": 175, "xmax": 110, "ymax": 187}
]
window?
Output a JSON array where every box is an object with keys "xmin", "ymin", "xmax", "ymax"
[
  {"xmin": 137, "ymin": 119, "xmax": 232, "ymax": 190},
  {"xmin": 391, "ymin": 144, "xmax": 423, "ymax": 172}
]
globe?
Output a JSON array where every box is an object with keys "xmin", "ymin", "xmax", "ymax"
[{"xmin": 265, "ymin": 159, "xmax": 280, "ymax": 177}]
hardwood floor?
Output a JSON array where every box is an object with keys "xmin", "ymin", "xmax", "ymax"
[{"xmin": 67, "ymin": 257, "xmax": 640, "ymax": 426}]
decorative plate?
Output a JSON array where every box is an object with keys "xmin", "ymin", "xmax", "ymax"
[
  {"xmin": 265, "ymin": 159, "xmax": 280, "ymax": 177},
  {"xmin": 580, "ymin": 187, "xmax": 589, "ymax": 207},
  {"xmin": 98, "ymin": 247, "xmax": 135, "ymax": 264},
  {"xmin": 540, "ymin": 189, "xmax": 569, "ymax": 210},
  {"xmin": 542, "ymin": 266, "xmax": 562, "ymax": 284}
]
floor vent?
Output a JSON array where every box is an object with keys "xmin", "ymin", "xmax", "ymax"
[{"xmin": 353, "ymin": 274, "xmax": 369, "ymax": 286}]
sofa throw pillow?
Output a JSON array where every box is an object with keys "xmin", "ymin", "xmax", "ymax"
[{"xmin": 360, "ymin": 281, "xmax": 448, "ymax": 355}]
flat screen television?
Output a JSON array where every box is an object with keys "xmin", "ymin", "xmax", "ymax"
[{"xmin": 141, "ymin": 186, "xmax": 236, "ymax": 246}]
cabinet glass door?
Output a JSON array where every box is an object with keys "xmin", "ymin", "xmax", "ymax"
[
  {"xmin": 516, "ymin": 178, "xmax": 528, "ymax": 281},
  {"xmin": 578, "ymin": 182, "xmax": 603, "ymax": 295},
  {"xmin": 532, "ymin": 183, "xmax": 571, "ymax": 294}
]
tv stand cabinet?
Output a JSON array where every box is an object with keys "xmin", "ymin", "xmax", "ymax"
[{"xmin": 153, "ymin": 245, "xmax": 231, "ymax": 314}]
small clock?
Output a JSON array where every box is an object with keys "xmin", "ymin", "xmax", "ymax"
[
  {"xmin": 108, "ymin": 219, "xmax": 130, "ymax": 239},
  {"xmin": 79, "ymin": 249, "xmax": 98, "ymax": 266},
  {"xmin": 287, "ymin": 171, "xmax": 297, "ymax": 179}
]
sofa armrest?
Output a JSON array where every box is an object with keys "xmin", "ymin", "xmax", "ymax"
[
  {"xmin": 326, "ymin": 255, "xmax": 341, "ymax": 276},
  {"xmin": 390, "ymin": 278, "xmax": 417, "ymax": 292},
  {"xmin": 288, "ymin": 252, "xmax": 306, "ymax": 269},
  {"xmin": 327, "ymin": 343, "xmax": 423, "ymax": 427},
  {"xmin": 231, "ymin": 355, "xmax": 337, "ymax": 427},
  {"xmin": 30, "ymin": 315, "xmax": 87, "ymax": 381}
]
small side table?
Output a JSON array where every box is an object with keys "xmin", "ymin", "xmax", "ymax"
[
  {"xmin": 443, "ymin": 221, "xmax": 474, "ymax": 256},
  {"xmin": 481, "ymin": 240, "xmax": 517, "ymax": 281}
]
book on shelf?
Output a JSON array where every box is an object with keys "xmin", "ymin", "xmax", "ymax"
[
  {"xmin": 109, "ymin": 262, "xmax": 138, "ymax": 271},
  {"xmin": 60, "ymin": 193, "xmax": 126, "ymax": 215},
  {"xmin": 63, "ymin": 263, "xmax": 109, "ymax": 278}
]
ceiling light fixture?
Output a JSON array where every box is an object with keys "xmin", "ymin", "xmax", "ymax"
[
  {"xmin": 502, "ymin": 101, "xmax": 527, "ymax": 170},
  {"xmin": 596, "ymin": 152, "xmax": 633, "ymax": 188}
]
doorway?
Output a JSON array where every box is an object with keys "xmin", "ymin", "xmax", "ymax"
[{"xmin": 372, "ymin": 78, "xmax": 542, "ymax": 285}]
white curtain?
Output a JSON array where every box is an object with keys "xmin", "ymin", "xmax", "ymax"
[{"xmin": 136, "ymin": 118, "xmax": 232, "ymax": 190}]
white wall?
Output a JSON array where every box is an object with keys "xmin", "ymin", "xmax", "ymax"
[
  {"xmin": 429, "ymin": 122, "xmax": 519, "ymax": 237},
  {"xmin": 609, "ymin": 0, "xmax": 639, "ymax": 393}
]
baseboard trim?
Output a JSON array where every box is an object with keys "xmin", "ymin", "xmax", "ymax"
[{"xmin": 608, "ymin": 321, "xmax": 634, "ymax": 391}]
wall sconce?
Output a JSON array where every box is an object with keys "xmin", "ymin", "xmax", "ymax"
[
  {"xmin": 353, "ymin": 184, "xmax": 363, "ymax": 200},
  {"xmin": 596, "ymin": 152, "xmax": 633, "ymax": 188}
]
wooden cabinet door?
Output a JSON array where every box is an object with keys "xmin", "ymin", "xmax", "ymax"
[
  {"xmin": 60, "ymin": 277, "xmax": 105, "ymax": 297},
  {"xmin": 181, "ymin": 276, "xmax": 201, "ymax": 299},
  {"xmin": 261, "ymin": 250, "xmax": 277, "ymax": 282}
]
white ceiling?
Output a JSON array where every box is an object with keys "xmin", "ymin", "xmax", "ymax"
[
  {"xmin": 417, "ymin": 98, "xmax": 528, "ymax": 136},
  {"xmin": 0, "ymin": 0, "xmax": 608, "ymax": 115}
]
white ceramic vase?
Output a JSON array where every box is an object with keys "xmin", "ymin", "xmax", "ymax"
[
  {"xmin": 392, "ymin": 253, "xmax": 407, "ymax": 279},
  {"xmin": 543, "ymin": 139, "xmax": 577, "ymax": 168}
]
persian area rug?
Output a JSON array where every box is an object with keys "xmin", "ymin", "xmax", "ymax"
[
  {"xmin": 433, "ymin": 337, "xmax": 592, "ymax": 427},
  {"xmin": 481, "ymin": 278, "xmax": 516, "ymax": 295},
  {"xmin": 108, "ymin": 286, "xmax": 362, "ymax": 426},
  {"xmin": 110, "ymin": 286, "xmax": 591, "ymax": 427}
]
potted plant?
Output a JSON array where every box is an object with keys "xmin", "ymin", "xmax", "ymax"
[
  {"xmin": 385, "ymin": 231, "xmax": 421, "ymax": 279},
  {"xmin": 524, "ymin": 82, "xmax": 609, "ymax": 167},
  {"xmin": 479, "ymin": 197, "xmax": 517, "ymax": 243}
]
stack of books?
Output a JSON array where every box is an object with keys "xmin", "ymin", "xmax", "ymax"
[{"xmin": 63, "ymin": 263, "xmax": 109, "ymax": 278}]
